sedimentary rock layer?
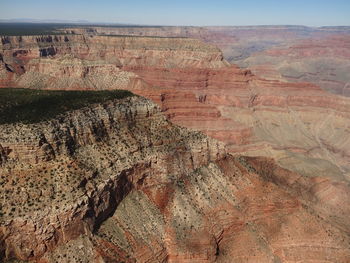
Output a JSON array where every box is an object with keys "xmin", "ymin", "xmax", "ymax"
[
  {"xmin": 0, "ymin": 97, "xmax": 349, "ymax": 263},
  {"xmin": 0, "ymin": 96, "xmax": 224, "ymax": 261},
  {"xmin": 0, "ymin": 34, "xmax": 226, "ymax": 89},
  {"xmin": 0, "ymin": 33, "xmax": 350, "ymax": 262},
  {"xmin": 67, "ymin": 25, "xmax": 350, "ymax": 96},
  {"xmin": 1, "ymin": 33, "xmax": 349, "ymax": 182},
  {"xmin": 236, "ymin": 34, "xmax": 350, "ymax": 96}
]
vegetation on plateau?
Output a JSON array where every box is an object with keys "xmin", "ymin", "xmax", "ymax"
[
  {"xmin": 0, "ymin": 23, "xmax": 66, "ymax": 36},
  {"xmin": 0, "ymin": 88, "xmax": 134, "ymax": 124}
]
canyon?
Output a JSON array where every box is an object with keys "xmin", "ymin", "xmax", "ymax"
[
  {"xmin": 0, "ymin": 27, "xmax": 350, "ymax": 262},
  {"xmin": 63, "ymin": 25, "xmax": 350, "ymax": 96}
]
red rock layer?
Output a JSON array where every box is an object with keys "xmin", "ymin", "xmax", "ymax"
[
  {"xmin": 0, "ymin": 33, "xmax": 350, "ymax": 262},
  {"xmin": 92, "ymin": 155, "xmax": 350, "ymax": 263},
  {"xmin": 1, "ymin": 34, "xmax": 349, "ymax": 175},
  {"xmin": 124, "ymin": 64, "xmax": 350, "ymax": 144}
]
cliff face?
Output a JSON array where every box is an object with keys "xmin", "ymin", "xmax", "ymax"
[
  {"xmin": 129, "ymin": 63, "xmax": 350, "ymax": 195},
  {"xmin": 0, "ymin": 96, "xmax": 225, "ymax": 261},
  {"xmin": 69, "ymin": 26, "xmax": 350, "ymax": 96},
  {"xmin": 0, "ymin": 97, "xmax": 349, "ymax": 263},
  {"xmin": 0, "ymin": 35, "xmax": 226, "ymax": 89}
]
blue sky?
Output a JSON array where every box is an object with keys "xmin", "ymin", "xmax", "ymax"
[{"xmin": 1, "ymin": 0, "xmax": 349, "ymax": 26}]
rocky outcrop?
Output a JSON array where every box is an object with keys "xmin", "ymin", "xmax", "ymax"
[
  {"xmin": 90, "ymin": 155, "xmax": 350, "ymax": 263},
  {"xmin": 0, "ymin": 96, "xmax": 225, "ymax": 261},
  {"xmin": 1, "ymin": 96, "xmax": 349, "ymax": 262}
]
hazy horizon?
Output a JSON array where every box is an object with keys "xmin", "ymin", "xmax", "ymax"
[
  {"xmin": 1, "ymin": 19, "xmax": 350, "ymax": 28},
  {"xmin": 1, "ymin": 0, "xmax": 349, "ymax": 27}
]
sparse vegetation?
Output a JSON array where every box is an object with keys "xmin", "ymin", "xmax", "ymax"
[
  {"xmin": 0, "ymin": 88, "xmax": 134, "ymax": 124},
  {"xmin": 0, "ymin": 23, "xmax": 65, "ymax": 36},
  {"xmin": 0, "ymin": 23, "xmax": 168, "ymax": 36}
]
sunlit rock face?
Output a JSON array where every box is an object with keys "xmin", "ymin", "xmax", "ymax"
[
  {"xmin": 0, "ymin": 97, "xmax": 349, "ymax": 262},
  {"xmin": 2, "ymin": 33, "xmax": 349, "ymax": 179},
  {"xmin": 0, "ymin": 31, "xmax": 350, "ymax": 262},
  {"xmin": 0, "ymin": 96, "xmax": 225, "ymax": 261},
  {"xmin": 58, "ymin": 25, "xmax": 350, "ymax": 96},
  {"xmin": 0, "ymin": 34, "xmax": 226, "ymax": 90}
]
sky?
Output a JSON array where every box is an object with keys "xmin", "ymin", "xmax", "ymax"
[{"xmin": 0, "ymin": 0, "xmax": 349, "ymax": 26}]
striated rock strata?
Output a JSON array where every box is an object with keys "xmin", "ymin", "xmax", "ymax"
[
  {"xmin": 1, "ymin": 33, "xmax": 350, "ymax": 187},
  {"xmin": 0, "ymin": 96, "xmax": 224, "ymax": 261},
  {"xmin": 0, "ymin": 96, "xmax": 349, "ymax": 262},
  {"xmin": 0, "ymin": 32, "xmax": 350, "ymax": 262},
  {"xmin": 67, "ymin": 25, "xmax": 350, "ymax": 96},
  {"xmin": 236, "ymin": 34, "xmax": 350, "ymax": 96},
  {"xmin": 0, "ymin": 35, "xmax": 226, "ymax": 90}
]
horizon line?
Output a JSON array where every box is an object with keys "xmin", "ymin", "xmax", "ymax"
[{"xmin": 1, "ymin": 19, "xmax": 350, "ymax": 28}]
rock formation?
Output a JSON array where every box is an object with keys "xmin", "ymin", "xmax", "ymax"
[
  {"xmin": 0, "ymin": 30, "xmax": 350, "ymax": 262},
  {"xmin": 64, "ymin": 25, "xmax": 350, "ymax": 96},
  {"xmin": 0, "ymin": 96, "xmax": 349, "ymax": 262},
  {"xmin": 1, "ymin": 32, "xmax": 350, "ymax": 192},
  {"xmin": 0, "ymin": 35, "xmax": 226, "ymax": 90},
  {"xmin": 0, "ymin": 96, "xmax": 225, "ymax": 261},
  {"xmin": 236, "ymin": 34, "xmax": 350, "ymax": 96}
]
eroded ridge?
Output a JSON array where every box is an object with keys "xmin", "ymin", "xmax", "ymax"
[{"xmin": 0, "ymin": 95, "xmax": 349, "ymax": 262}]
